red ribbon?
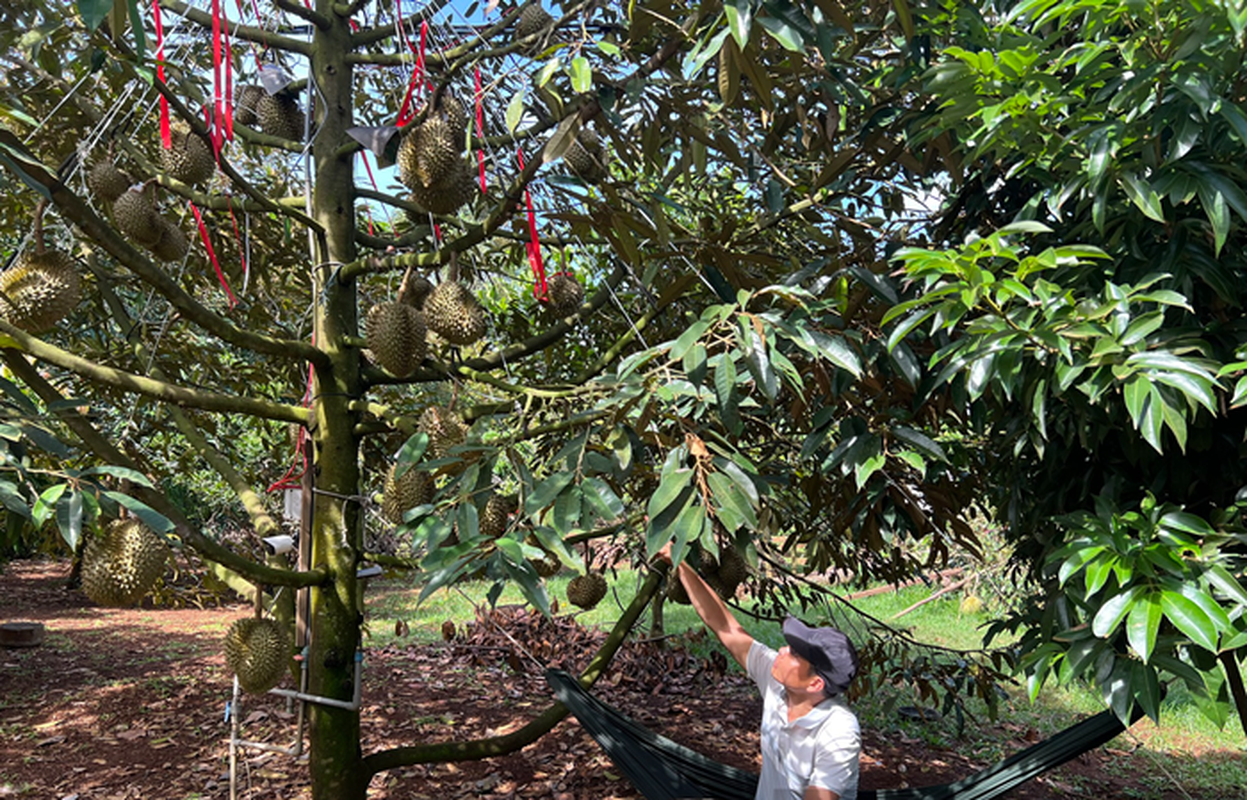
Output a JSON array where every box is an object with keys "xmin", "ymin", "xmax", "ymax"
[
  {"xmin": 358, "ymin": 151, "xmax": 393, "ymax": 231},
  {"xmin": 153, "ymin": 0, "xmax": 171, "ymax": 148},
  {"xmin": 516, "ymin": 148, "xmax": 546, "ymax": 301},
  {"xmin": 396, "ymin": 20, "xmax": 429, "ymax": 127},
  {"xmin": 267, "ymin": 351, "xmax": 315, "ymax": 493},
  {"xmin": 211, "ymin": 0, "xmax": 225, "ymax": 155},
  {"xmin": 475, "ymin": 66, "xmax": 486, "ymax": 192},
  {"xmin": 189, "ymin": 201, "xmax": 238, "ymax": 307}
]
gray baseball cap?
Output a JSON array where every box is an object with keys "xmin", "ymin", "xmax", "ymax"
[{"xmin": 782, "ymin": 616, "xmax": 859, "ymax": 696}]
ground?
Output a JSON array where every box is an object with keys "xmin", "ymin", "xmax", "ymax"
[{"xmin": 0, "ymin": 559, "xmax": 1214, "ymax": 799}]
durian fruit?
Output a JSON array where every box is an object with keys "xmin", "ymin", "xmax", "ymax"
[
  {"xmin": 365, "ymin": 301, "xmax": 427, "ymax": 377},
  {"xmin": 666, "ymin": 573, "xmax": 692, "ymax": 605},
  {"xmin": 415, "ymin": 116, "xmax": 461, "ymax": 189},
  {"xmin": 567, "ymin": 571, "xmax": 608, "ymax": 610},
  {"xmin": 161, "ymin": 121, "xmax": 216, "ymax": 186},
  {"xmin": 959, "ymin": 594, "xmax": 984, "ymax": 614},
  {"xmin": 515, "ymin": 4, "xmax": 553, "ymax": 44},
  {"xmin": 716, "ymin": 547, "xmax": 748, "ymax": 593},
  {"xmin": 382, "ymin": 463, "xmax": 435, "ymax": 524},
  {"xmin": 440, "ymin": 95, "xmax": 468, "ymax": 138},
  {"xmin": 423, "ymin": 281, "xmax": 486, "ymax": 346},
  {"xmin": 80, "ymin": 519, "xmax": 170, "ymax": 607},
  {"xmin": 149, "ymin": 217, "xmax": 189, "ymax": 263},
  {"xmin": 479, "ymin": 492, "xmax": 516, "ymax": 539},
  {"xmin": 87, "ymin": 160, "xmax": 132, "ymax": 203},
  {"xmin": 224, "ymin": 617, "xmax": 290, "ymax": 694},
  {"xmin": 0, "ymin": 248, "xmax": 81, "ymax": 333},
  {"xmin": 406, "ymin": 161, "xmax": 478, "ymax": 215},
  {"xmin": 234, "ymin": 84, "xmax": 265, "ymax": 127},
  {"xmin": 545, "ymin": 272, "xmax": 583, "ymax": 318},
  {"xmin": 418, "ymin": 405, "xmax": 468, "ymax": 460},
  {"xmin": 564, "ymin": 127, "xmax": 607, "ymax": 183},
  {"xmin": 113, "ymin": 186, "xmax": 164, "ymax": 248},
  {"xmin": 256, "ymin": 90, "xmax": 305, "ymax": 141}
]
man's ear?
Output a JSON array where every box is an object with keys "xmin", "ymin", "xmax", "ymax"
[{"xmin": 808, "ymin": 674, "xmax": 826, "ymax": 696}]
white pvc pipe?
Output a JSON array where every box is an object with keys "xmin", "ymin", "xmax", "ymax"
[{"xmin": 268, "ymin": 650, "xmax": 363, "ymax": 711}]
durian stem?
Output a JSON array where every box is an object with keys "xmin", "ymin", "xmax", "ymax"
[
  {"xmin": 254, "ymin": 584, "xmax": 265, "ymax": 618},
  {"xmin": 32, "ymin": 199, "xmax": 47, "ymax": 254}
]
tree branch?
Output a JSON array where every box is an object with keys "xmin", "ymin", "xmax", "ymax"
[
  {"xmin": 348, "ymin": 0, "xmax": 460, "ymax": 49},
  {"xmin": 0, "ymin": 127, "xmax": 328, "ymax": 369},
  {"xmin": 0, "ymin": 352, "xmax": 325, "ymax": 589},
  {"xmin": 274, "ymin": 0, "xmax": 331, "ymax": 28},
  {"xmin": 159, "ymin": 0, "xmax": 312, "ymax": 53},
  {"xmin": 362, "ymin": 566, "xmax": 666, "ymax": 777},
  {"xmin": 0, "ymin": 320, "xmax": 308, "ymax": 424}
]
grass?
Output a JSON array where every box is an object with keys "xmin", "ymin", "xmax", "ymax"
[{"xmin": 361, "ymin": 567, "xmax": 1247, "ymax": 798}]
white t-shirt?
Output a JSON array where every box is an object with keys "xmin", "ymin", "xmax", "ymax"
[{"xmin": 746, "ymin": 640, "xmax": 860, "ymax": 800}]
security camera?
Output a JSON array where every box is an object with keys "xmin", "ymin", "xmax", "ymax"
[{"xmin": 262, "ymin": 535, "xmax": 296, "ymax": 556}]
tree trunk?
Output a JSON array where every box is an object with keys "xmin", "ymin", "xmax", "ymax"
[{"xmin": 307, "ymin": 3, "xmax": 366, "ymax": 797}]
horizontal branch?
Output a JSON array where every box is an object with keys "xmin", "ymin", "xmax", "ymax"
[
  {"xmin": 1, "ymin": 351, "xmax": 325, "ymax": 589},
  {"xmin": 159, "ymin": 0, "xmax": 312, "ymax": 54},
  {"xmin": 274, "ymin": 0, "xmax": 331, "ymax": 29},
  {"xmin": 0, "ymin": 320, "xmax": 308, "ymax": 424},
  {"xmin": 362, "ymin": 566, "xmax": 665, "ymax": 776}
]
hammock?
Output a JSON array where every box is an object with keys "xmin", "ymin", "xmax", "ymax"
[{"xmin": 547, "ymin": 669, "xmax": 1139, "ymax": 800}]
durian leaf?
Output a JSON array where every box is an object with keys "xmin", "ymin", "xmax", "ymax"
[
  {"xmin": 0, "ymin": 151, "xmax": 52, "ymax": 201},
  {"xmin": 32, "ymin": 483, "xmax": 66, "ymax": 530},
  {"xmin": 724, "ymin": 0, "xmax": 753, "ymax": 48},
  {"xmin": 530, "ymin": 524, "xmax": 581, "ymax": 569},
  {"xmin": 77, "ymin": 0, "xmax": 115, "ymax": 31},
  {"xmin": 552, "ymin": 485, "xmax": 582, "ymax": 534},
  {"xmin": 56, "ymin": 490, "xmax": 83, "ymax": 551},
  {"xmin": 707, "ymin": 472, "xmax": 757, "ymax": 530},
  {"xmin": 100, "ymin": 490, "xmax": 175, "ymax": 534},
  {"xmin": 503, "ymin": 555, "xmax": 551, "ymax": 616},
  {"xmin": 127, "ymin": 0, "xmax": 145, "ymax": 60},
  {"xmin": 646, "ymin": 481, "xmax": 695, "ymax": 558},
  {"xmin": 505, "ymin": 87, "xmax": 526, "ymax": 134},
  {"xmin": 0, "ymin": 376, "xmax": 40, "ymax": 414},
  {"xmin": 394, "ymin": 433, "xmax": 430, "ymax": 477},
  {"xmin": 0, "ymin": 480, "xmax": 30, "ymax": 518},
  {"xmin": 417, "ymin": 554, "xmax": 474, "ymax": 605},
  {"xmin": 581, "ymin": 477, "xmax": 625, "ymax": 521},
  {"xmin": 543, "ymin": 114, "xmax": 580, "ymax": 164},
  {"xmin": 525, "ymin": 471, "xmax": 575, "ymax": 514},
  {"xmin": 457, "ymin": 501, "xmax": 480, "ymax": 542},
  {"xmin": 79, "ymin": 465, "xmax": 156, "ymax": 487},
  {"xmin": 569, "ymin": 56, "xmax": 591, "ymax": 93}
]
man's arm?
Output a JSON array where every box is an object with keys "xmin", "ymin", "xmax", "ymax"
[
  {"xmin": 661, "ymin": 547, "xmax": 754, "ymax": 668},
  {"xmin": 803, "ymin": 787, "xmax": 839, "ymax": 800}
]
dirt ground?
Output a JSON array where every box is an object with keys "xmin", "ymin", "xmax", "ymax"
[{"xmin": 0, "ymin": 559, "xmax": 1215, "ymax": 799}]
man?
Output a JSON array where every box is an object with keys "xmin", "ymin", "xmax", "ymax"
[{"xmin": 658, "ymin": 544, "xmax": 861, "ymax": 800}]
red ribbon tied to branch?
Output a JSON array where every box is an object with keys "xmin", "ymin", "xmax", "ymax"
[{"xmin": 516, "ymin": 148, "xmax": 547, "ymax": 301}]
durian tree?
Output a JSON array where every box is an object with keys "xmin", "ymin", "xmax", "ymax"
[{"xmin": 0, "ymin": 0, "xmax": 1003, "ymax": 796}]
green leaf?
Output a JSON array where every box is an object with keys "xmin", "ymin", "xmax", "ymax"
[
  {"xmin": 32, "ymin": 484, "xmax": 66, "ymax": 530},
  {"xmin": 1125, "ymin": 592, "xmax": 1162, "ymax": 662},
  {"xmin": 808, "ymin": 331, "xmax": 862, "ymax": 377},
  {"xmin": 100, "ymin": 491, "xmax": 175, "ymax": 534},
  {"xmin": 647, "ymin": 469, "xmax": 693, "ymax": 520},
  {"xmin": 1159, "ymin": 589, "xmax": 1217, "ymax": 652},
  {"xmin": 569, "ymin": 57, "xmax": 592, "ymax": 93},
  {"xmin": 758, "ymin": 13, "xmax": 804, "ymax": 51},
  {"xmin": 739, "ymin": 318, "xmax": 777, "ymax": 400},
  {"xmin": 552, "ymin": 484, "xmax": 582, "ymax": 534},
  {"xmin": 671, "ymin": 320, "xmax": 710, "ymax": 361},
  {"xmin": 724, "ymin": 0, "xmax": 753, "ymax": 48},
  {"xmin": 503, "ymin": 557, "xmax": 551, "ymax": 616},
  {"xmin": 0, "ymin": 481, "xmax": 30, "ymax": 518},
  {"xmin": 891, "ymin": 426, "xmax": 946, "ymax": 461},
  {"xmin": 127, "ymin": 0, "xmax": 145, "ymax": 60},
  {"xmin": 394, "ymin": 433, "xmax": 430, "ymax": 476},
  {"xmin": 1204, "ymin": 564, "xmax": 1247, "ymax": 606},
  {"xmin": 56, "ymin": 490, "xmax": 83, "ymax": 551},
  {"xmin": 79, "ymin": 465, "xmax": 156, "ymax": 487},
  {"xmin": 715, "ymin": 357, "xmax": 742, "ymax": 433},
  {"xmin": 1119, "ymin": 173, "xmax": 1165, "ymax": 222},
  {"xmin": 854, "ymin": 452, "xmax": 885, "ymax": 490},
  {"xmin": 706, "ymin": 472, "xmax": 757, "ymax": 530},
  {"xmin": 505, "ymin": 88, "xmax": 527, "ymax": 134},
  {"xmin": 1092, "ymin": 585, "xmax": 1140, "ymax": 638},
  {"xmin": 525, "ymin": 472, "xmax": 575, "ymax": 514},
  {"xmin": 581, "ymin": 477, "xmax": 624, "ymax": 521},
  {"xmin": 1132, "ymin": 661, "xmax": 1162, "ymax": 723},
  {"xmin": 77, "ymin": 0, "xmax": 115, "ymax": 31}
]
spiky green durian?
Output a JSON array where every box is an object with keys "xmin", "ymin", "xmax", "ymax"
[
  {"xmin": 365, "ymin": 301, "xmax": 427, "ymax": 377},
  {"xmin": 80, "ymin": 519, "xmax": 170, "ymax": 607},
  {"xmin": 224, "ymin": 617, "xmax": 290, "ymax": 694},
  {"xmin": 423, "ymin": 281, "xmax": 486, "ymax": 346},
  {"xmin": 0, "ymin": 248, "xmax": 81, "ymax": 333}
]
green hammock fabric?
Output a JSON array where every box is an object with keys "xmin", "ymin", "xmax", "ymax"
[{"xmin": 547, "ymin": 669, "xmax": 1138, "ymax": 800}]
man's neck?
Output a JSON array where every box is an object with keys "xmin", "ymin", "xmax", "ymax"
[{"xmin": 784, "ymin": 690, "xmax": 827, "ymax": 722}]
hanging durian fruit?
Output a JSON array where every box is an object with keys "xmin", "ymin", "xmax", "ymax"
[
  {"xmin": 87, "ymin": 159, "xmax": 132, "ymax": 203},
  {"xmin": 666, "ymin": 572, "xmax": 692, "ymax": 604},
  {"xmin": 256, "ymin": 90, "xmax": 305, "ymax": 141},
  {"xmin": 80, "ymin": 518, "xmax": 171, "ymax": 607},
  {"xmin": 423, "ymin": 280, "xmax": 486, "ymax": 346},
  {"xmin": 224, "ymin": 617, "xmax": 290, "ymax": 694},
  {"xmin": 479, "ymin": 492, "xmax": 516, "ymax": 538},
  {"xmin": 529, "ymin": 541, "xmax": 562, "ymax": 577},
  {"xmin": 161, "ymin": 120, "xmax": 216, "ymax": 186},
  {"xmin": 545, "ymin": 272, "xmax": 583, "ymax": 318},
  {"xmin": 515, "ymin": 4, "xmax": 553, "ymax": 50},
  {"xmin": 382, "ymin": 463, "xmax": 435, "ymax": 524},
  {"xmin": 113, "ymin": 185, "xmax": 164, "ymax": 248},
  {"xmin": 234, "ymin": 84, "xmax": 266, "ymax": 127},
  {"xmin": 397, "ymin": 96, "xmax": 477, "ymax": 216},
  {"xmin": 418, "ymin": 405, "xmax": 468, "ymax": 459},
  {"xmin": 567, "ymin": 571, "xmax": 608, "ymax": 610},
  {"xmin": 149, "ymin": 217, "xmax": 190, "ymax": 263},
  {"xmin": 365, "ymin": 301, "xmax": 427, "ymax": 377},
  {"xmin": 564, "ymin": 127, "xmax": 607, "ymax": 183},
  {"xmin": 0, "ymin": 202, "xmax": 82, "ymax": 333},
  {"xmin": 715, "ymin": 547, "xmax": 749, "ymax": 598},
  {"xmin": 0, "ymin": 250, "xmax": 81, "ymax": 333}
]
